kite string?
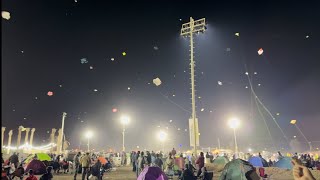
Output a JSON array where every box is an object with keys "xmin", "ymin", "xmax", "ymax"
[
  {"xmin": 295, "ymin": 124, "xmax": 311, "ymax": 147},
  {"xmin": 159, "ymin": 92, "xmax": 192, "ymax": 114},
  {"xmin": 244, "ymin": 64, "xmax": 289, "ymax": 143},
  {"xmin": 253, "ymin": 92, "xmax": 277, "ymax": 150}
]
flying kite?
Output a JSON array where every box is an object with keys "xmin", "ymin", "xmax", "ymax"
[
  {"xmin": 47, "ymin": 91, "xmax": 53, "ymax": 96},
  {"xmin": 235, "ymin": 32, "xmax": 240, "ymax": 37},
  {"xmin": 217, "ymin": 81, "xmax": 223, "ymax": 86},
  {"xmin": 1, "ymin": 11, "xmax": 10, "ymax": 20},
  {"xmin": 258, "ymin": 48, "xmax": 264, "ymax": 55},
  {"xmin": 290, "ymin": 120, "xmax": 297, "ymax": 125},
  {"xmin": 153, "ymin": 77, "xmax": 162, "ymax": 86},
  {"xmin": 80, "ymin": 58, "xmax": 88, "ymax": 64}
]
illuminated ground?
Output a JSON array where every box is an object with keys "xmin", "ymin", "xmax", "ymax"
[{"xmin": 27, "ymin": 166, "xmax": 136, "ymax": 180}]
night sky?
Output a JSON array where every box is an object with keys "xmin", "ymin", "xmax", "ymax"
[{"xmin": 2, "ymin": 0, "xmax": 320, "ymax": 152}]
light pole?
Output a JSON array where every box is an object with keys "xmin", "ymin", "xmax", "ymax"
[
  {"xmin": 290, "ymin": 120, "xmax": 312, "ymax": 151},
  {"xmin": 158, "ymin": 131, "xmax": 167, "ymax": 153},
  {"xmin": 180, "ymin": 17, "xmax": 206, "ymax": 156},
  {"xmin": 59, "ymin": 112, "xmax": 67, "ymax": 153},
  {"xmin": 228, "ymin": 117, "xmax": 240, "ymax": 156},
  {"xmin": 120, "ymin": 115, "xmax": 130, "ymax": 152},
  {"xmin": 85, "ymin": 131, "xmax": 93, "ymax": 152}
]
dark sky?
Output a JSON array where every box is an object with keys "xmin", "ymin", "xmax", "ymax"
[{"xmin": 2, "ymin": 0, "xmax": 320, "ymax": 152}]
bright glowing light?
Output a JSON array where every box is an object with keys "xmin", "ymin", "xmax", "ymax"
[
  {"xmin": 3, "ymin": 143, "xmax": 56, "ymax": 151},
  {"xmin": 120, "ymin": 115, "xmax": 130, "ymax": 125},
  {"xmin": 290, "ymin": 120, "xmax": 297, "ymax": 124},
  {"xmin": 248, "ymin": 148, "xmax": 252, "ymax": 152},
  {"xmin": 85, "ymin": 131, "xmax": 93, "ymax": 139},
  {"xmin": 158, "ymin": 131, "xmax": 167, "ymax": 142},
  {"xmin": 293, "ymin": 136, "xmax": 297, "ymax": 138},
  {"xmin": 228, "ymin": 117, "xmax": 240, "ymax": 129}
]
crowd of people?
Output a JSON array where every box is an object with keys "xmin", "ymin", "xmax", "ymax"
[
  {"xmin": 2, "ymin": 149, "xmax": 319, "ymax": 180},
  {"xmin": 130, "ymin": 148, "xmax": 211, "ymax": 180},
  {"xmin": 2, "ymin": 151, "xmax": 115, "ymax": 180}
]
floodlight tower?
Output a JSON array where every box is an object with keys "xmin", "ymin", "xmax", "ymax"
[{"xmin": 180, "ymin": 17, "xmax": 206, "ymax": 155}]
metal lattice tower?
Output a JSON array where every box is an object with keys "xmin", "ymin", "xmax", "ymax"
[{"xmin": 180, "ymin": 17, "xmax": 206, "ymax": 155}]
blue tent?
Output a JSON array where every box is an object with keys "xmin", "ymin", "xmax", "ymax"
[
  {"xmin": 274, "ymin": 157, "xmax": 293, "ymax": 169},
  {"xmin": 248, "ymin": 156, "xmax": 263, "ymax": 167}
]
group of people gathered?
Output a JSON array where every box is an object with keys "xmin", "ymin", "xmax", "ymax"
[{"xmin": 131, "ymin": 148, "xmax": 209, "ymax": 180}]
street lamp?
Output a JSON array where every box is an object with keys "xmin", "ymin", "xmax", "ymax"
[
  {"xmin": 120, "ymin": 115, "xmax": 130, "ymax": 152},
  {"xmin": 85, "ymin": 131, "xmax": 93, "ymax": 152},
  {"xmin": 158, "ymin": 131, "xmax": 167, "ymax": 153},
  {"xmin": 228, "ymin": 117, "xmax": 240, "ymax": 156}
]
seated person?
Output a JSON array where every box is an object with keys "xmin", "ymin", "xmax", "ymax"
[
  {"xmin": 26, "ymin": 169, "xmax": 38, "ymax": 180},
  {"xmin": 62, "ymin": 159, "xmax": 69, "ymax": 173},
  {"xmin": 104, "ymin": 158, "xmax": 112, "ymax": 170},
  {"xmin": 180, "ymin": 164, "xmax": 196, "ymax": 180},
  {"xmin": 11, "ymin": 164, "xmax": 24, "ymax": 179},
  {"xmin": 91, "ymin": 160, "xmax": 102, "ymax": 178},
  {"xmin": 40, "ymin": 166, "xmax": 53, "ymax": 180}
]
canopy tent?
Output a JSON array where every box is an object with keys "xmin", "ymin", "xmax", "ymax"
[
  {"xmin": 219, "ymin": 159, "xmax": 259, "ymax": 180},
  {"xmin": 274, "ymin": 157, "xmax": 293, "ymax": 169},
  {"xmin": 23, "ymin": 153, "xmax": 51, "ymax": 164},
  {"xmin": 248, "ymin": 156, "xmax": 263, "ymax": 167},
  {"xmin": 25, "ymin": 160, "xmax": 47, "ymax": 175},
  {"xmin": 137, "ymin": 166, "xmax": 168, "ymax": 180}
]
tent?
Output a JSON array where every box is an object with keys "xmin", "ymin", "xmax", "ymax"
[
  {"xmin": 137, "ymin": 166, "xmax": 168, "ymax": 180},
  {"xmin": 248, "ymin": 156, "xmax": 263, "ymax": 167},
  {"xmin": 212, "ymin": 156, "xmax": 229, "ymax": 172},
  {"xmin": 25, "ymin": 160, "xmax": 47, "ymax": 175},
  {"xmin": 274, "ymin": 157, "xmax": 293, "ymax": 169},
  {"xmin": 213, "ymin": 156, "xmax": 229, "ymax": 166},
  {"xmin": 261, "ymin": 158, "xmax": 269, "ymax": 167},
  {"xmin": 23, "ymin": 153, "xmax": 51, "ymax": 164},
  {"xmin": 219, "ymin": 159, "xmax": 260, "ymax": 180}
]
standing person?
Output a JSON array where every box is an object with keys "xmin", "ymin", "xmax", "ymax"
[
  {"xmin": 171, "ymin": 148, "xmax": 176, "ymax": 157},
  {"xmin": 80, "ymin": 152, "xmax": 91, "ymax": 180},
  {"xmin": 191, "ymin": 154, "xmax": 196, "ymax": 167},
  {"xmin": 9, "ymin": 152, "xmax": 19, "ymax": 168},
  {"xmin": 131, "ymin": 151, "xmax": 136, "ymax": 172},
  {"xmin": 73, "ymin": 152, "xmax": 81, "ymax": 180},
  {"xmin": 154, "ymin": 154, "xmax": 163, "ymax": 170},
  {"xmin": 165, "ymin": 153, "xmax": 174, "ymax": 177},
  {"xmin": 177, "ymin": 154, "xmax": 185, "ymax": 171},
  {"xmin": 135, "ymin": 151, "xmax": 140, "ymax": 177},
  {"xmin": 137, "ymin": 152, "xmax": 145, "ymax": 176},
  {"xmin": 146, "ymin": 151, "xmax": 152, "ymax": 166},
  {"xmin": 195, "ymin": 152, "xmax": 204, "ymax": 177}
]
